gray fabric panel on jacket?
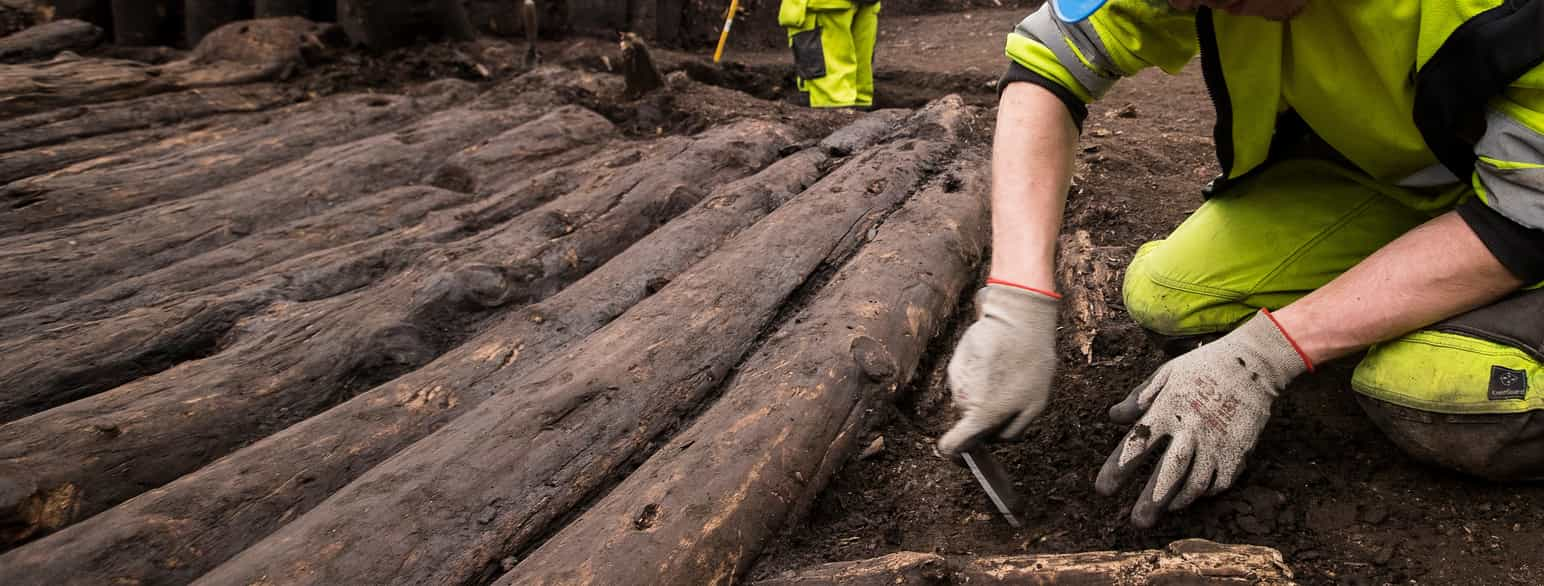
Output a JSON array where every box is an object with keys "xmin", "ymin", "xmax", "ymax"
[
  {"xmin": 1014, "ymin": 7, "xmax": 1118, "ymax": 98},
  {"xmin": 1476, "ymin": 110, "xmax": 1544, "ymax": 230}
]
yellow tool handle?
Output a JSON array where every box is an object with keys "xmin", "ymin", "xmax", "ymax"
[{"xmin": 712, "ymin": 0, "xmax": 740, "ymax": 63}]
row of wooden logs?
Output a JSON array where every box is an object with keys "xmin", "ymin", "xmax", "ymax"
[
  {"xmin": 0, "ymin": 39, "xmax": 982, "ymax": 579},
  {"xmin": 0, "ymin": 18, "xmax": 1297, "ymax": 582}
]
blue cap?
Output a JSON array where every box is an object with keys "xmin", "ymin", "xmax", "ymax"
[{"xmin": 1049, "ymin": 0, "xmax": 1109, "ymax": 22}]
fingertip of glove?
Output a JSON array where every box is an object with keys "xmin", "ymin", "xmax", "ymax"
[
  {"xmin": 1108, "ymin": 402, "xmax": 1140, "ymax": 424},
  {"xmin": 1093, "ymin": 452, "xmax": 1124, "ymax": 496},
  {"xmin": 1130, "ymin": 505, "xmax": 1160, "ymax": 529}
]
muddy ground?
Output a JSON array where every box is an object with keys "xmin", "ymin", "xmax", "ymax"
[{"xmin": 5, "ymin": 5, "xmax": 1544, "ymax": 585}]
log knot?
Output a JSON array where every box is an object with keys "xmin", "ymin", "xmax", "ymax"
[
  {"xmin": 850, "ymin": 336, "xmax": 897, "ymax": 383},
  {"xmin": 633, "ymin": 503, "xmax": 660, "ymax": 530},
  {"xmin": 0, "ymin": 471, "xmax": 79, "ymax": 545}
]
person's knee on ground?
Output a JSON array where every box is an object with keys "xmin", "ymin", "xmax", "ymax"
[{"xmin": 1351, "ymin": 289, "xmax": 1544, "ymax": 481}]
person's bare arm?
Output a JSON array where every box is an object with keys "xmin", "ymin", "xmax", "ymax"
[
  {"xmin": 1272, "ymin": 211, "xmax": 1524, "ymax": 364},
  {"xmin": 935, "ymin": 81, "xmax": 1080, "ymax": 455},
  {"xmin": 989, "ymin": 82, "xmax": 1080, "ymax": 291}
]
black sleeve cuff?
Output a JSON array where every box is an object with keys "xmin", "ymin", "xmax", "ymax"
[
  {"xmin": 999, "ymin": 61, "xmax": 1088, "ymax": 131},
  {"xmin": 1457, "ymin": 197, "xmax": 1544, "ymax": 282}
]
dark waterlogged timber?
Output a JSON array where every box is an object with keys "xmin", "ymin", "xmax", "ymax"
[
  {"xmin": 0, "ymin": 107, "xmax": 912, "ymax": 586},
  {"xmin": 0, "ymin": 115, "xmax": 797, "ymax": 548},
  {"xmin": 508, "ymin": 135, "xmax": 988, "ymax": 585},
  {"xmin": 195, "ymin": 98, "xmax": 970, "ymax": 586}
]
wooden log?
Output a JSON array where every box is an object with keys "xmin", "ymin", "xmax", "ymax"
[
  {"xmin": 0, "ymin": 125, "xmax": 178, "ymax": 184},
  {"xmin": 0, "ymin": 17, "xmax": 334, "ymax": 117},
  {"xmin": 0, "ymin": 103, "xmax": 294, "ymax": 186},
  {"xmin": 1055, "ymin": 229, "xmax": 1121, "ymax": 363},
  {"xmin": 0, "ymin": 87, "xmax": 513, "ymax": 316},
  {"xmin": 752, "ymin": 540, "xmax": 1295, "ymax": 585},
  {"xmin": 507, "ymin": 135, "xmax": 989, "ymax": 585},
  {"xmin": 755, "ymin": 552, "xmax": 950, "ymax": 585},
  {"xmin": 0, "ymin": 118, "xmax": 796, "ymax": 549},
  {"xmin": 0, "ymin": 109, "xmax": 905, "ymax": 586},
  {"xmin": 110, "ymin": 0, "xmax": 171, "ymax": 45},
  {"xmin": 196, "ymin": 98, "xmax": 972, "ymax": 586},
  {"xmin": 0, "ymin": 54, "xmax": 173, "ymax": 116},
  {"xmin": 0, "ymin": 84, "xmax": 478, "ymax": 243},
  {"xmin": 0, "ymin": 98, "xmax": 606, "ymax": 391},
  {"xmin": 0, "ymin": 83, "xmax": 297, "ymax": 155},
  {"xmin": 0, "ymin": 20, "xmax": 105, "ymax": 64},
  {"xmin": 0, "ymin": 102, "xmax": 619, "ymax": 414}
]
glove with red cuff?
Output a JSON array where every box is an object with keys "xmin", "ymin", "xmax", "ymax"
[
  {"xmin": 937, "ymin": 279, "xmax": 1060, "ymax": 458},
  {"xmin": 1094, "ymin": 309, "xmax": 1314, "ymax": 527}
]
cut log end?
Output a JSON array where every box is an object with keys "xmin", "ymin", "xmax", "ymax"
[{"xmin": 620, "ymin": 32, "xmax": 664, "ymax": 99}]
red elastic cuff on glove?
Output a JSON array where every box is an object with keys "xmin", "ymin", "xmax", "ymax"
[
  {"xmin": 1260, "ymin": 308, "xmax": 1315, "ymax": 373},
  {"xmin": 986, "ymin": 278, "xmax": 1062, "ymax": 300}
]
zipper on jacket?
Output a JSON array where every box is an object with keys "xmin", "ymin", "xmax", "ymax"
[{"xmin": 1196, "ymin": 7, "xmax": 1236, "ymax": 196}]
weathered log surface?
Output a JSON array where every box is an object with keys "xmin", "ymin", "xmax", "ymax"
[
  {"xmin": 0, "ymin": 116, "xmax": 797, "ymax": 548},
  {"xmin": 0, "ymin": 17, "xmax": 335, "ymax": 117},
  {"xmin": 753, "ymin": 540, "xmax": 1295, "ymax": 585},
  {"xmin": 0, "ymin": 99, "xmax": 612, "ymax": 423},
  {"xmin": 0, "ymin": 109, "xmax": 909, "ymax": 586},
  {"xmin": 0, "ymin": 19, "xmax": 103, "ymax": 64},
  {"xmin": 195, "ymin": 99, "xmax": 970, "ymax": 586},
  {"xmin": 0, "ymin": 82, "xmax": 297, "ymax": 155},
  {"xmin": 0, "ymin": 84, "xmax": 477, "ymax": 242},
  {"xmin": 1056, "ymin": 229, "xmax": 1121, "ymax": 363},
  {"xmin": 507, "ymin": 141, "xmax": 988, "ymax": 585},
  {"xmin": 0, "ymin": 71, "xmax": 623, "ymax": 318}
]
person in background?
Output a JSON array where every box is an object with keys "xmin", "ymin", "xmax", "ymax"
[
  {"xmin": 939, "ymin": 0, "xmax": 1544, "ymax": 527},
  {"xmin": 778, "ymin": 0, "xmax": 881, "ymax": 108}
]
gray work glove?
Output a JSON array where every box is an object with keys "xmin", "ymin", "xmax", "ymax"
[
  {"xmin": 937, "ymin": 283, "xmax": 1059, "ymax": 458},
  {"xmin": 1095, "ymin": 310, "xmax": 1311, "ymax": 527}
]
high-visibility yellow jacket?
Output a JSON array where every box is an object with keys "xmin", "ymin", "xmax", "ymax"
[{"xmin": 1004, "ymin": 0, "xmax": 1544, "ymax": 281}]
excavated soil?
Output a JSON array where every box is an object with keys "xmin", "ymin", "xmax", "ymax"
[{"xmin": 5, "ymin": 6, "xmax": 1544, "ymax": 586}]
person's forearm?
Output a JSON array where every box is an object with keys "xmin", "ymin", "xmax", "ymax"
[
  {"xmin": 989, "ymin": 82, "xmax": 1080, "ymax": 293},
  {"xmin": 1271, "ymin": 211, "xmax": 1524, "ymax": 364}
]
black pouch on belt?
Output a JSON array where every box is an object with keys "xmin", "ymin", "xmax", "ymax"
[{"xmin": 791, "ymin": 28, "xmax": 826, "ymax": 79}]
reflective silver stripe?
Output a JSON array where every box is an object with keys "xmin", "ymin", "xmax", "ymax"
[
  {"xmin": 1476, "ymin": 110, "xmax": 1544, "ymax": 230},
  {"xmin": 1015, "ymin": 7, "xmax": 1119, "ymax": 98}
]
